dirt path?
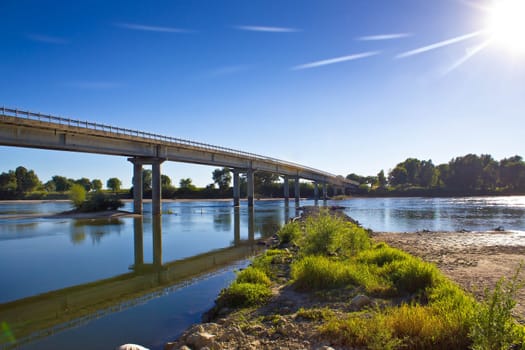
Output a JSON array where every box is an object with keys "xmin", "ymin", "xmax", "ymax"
[{"xmin": 372, "ymin": 230, "xmax": 525, "ymax": 320}]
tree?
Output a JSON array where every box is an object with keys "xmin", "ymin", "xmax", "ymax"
[
  {"xmin": 142, "ymin": 169, "xmax": 152, "ymax": 192},
  {"xmin": 107, "ymin": 177, "xmax": 122, "ymax": 193},
  {"xmin": 389, "ymin": 166, "xmax": 408, "ymax": 186},
  {"xmin": 212, "ymin": 168, "xmax": 232, "ymax": 191},
  {"xmin": 179, "ymin": 178, "xmax": 196, "ymax": 190},
  {"xmin": 377, "ymin": 170, "xmax": 387, "ymax": 188},
  {"xmin": 75, "ymin": 177, "xmax": 92, "ymax": 192},
  {"xmin": 91, "ymin": 179, "xmax": 103, "ymax": 192},
  {"xmin": 419, "ymin": 160, "xmax": 436, "ymax": 188},
  {"xmin": 15, "ymin": 166, "xmax": 40, "ymax": 193},
  {"xmin": 52, "ymin": 175, "xmax": 72, "ymax": 192},
  {"xmin": 161, "ymin": 174, "xmax": 172, "ymax": 188},
  {"xmin": 69, "ymin": 184, "xmax": 86, "ymax": 209},
  {"xmin": 500, "ymin": 156, "xmax": 525, "ymax": 190},
  {"xmin": 0, "ymin": 171, "xmax": 17, "ymax": 196}
]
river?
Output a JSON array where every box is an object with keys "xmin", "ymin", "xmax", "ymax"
[{"xmin": 1, "ymin": 196, "xmax": 524, "ymax": 350}]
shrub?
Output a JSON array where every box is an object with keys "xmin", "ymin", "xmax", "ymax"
[
  {"xmin": 291, "ymin": 255, "xmax": 372, "ymax": 290},
  {"xmin": 380, "ymin": 258, "xmax": 440, "ymax": 296},
  {"xmin": 80, "ymin": 192, "xmax": 124, "ymax": 212},
  {"xmin": 236, "ymin": 267, "xmax": 271, "ymax": 286},
  {"xmin": 216, "ymin": 282, "xmax": 272, "ymax": 308},
  {"xmin": 302, "ymin": 211, "xmax": 370, "ymax": 257},
  {"xmin": 320, "ymin": 313, "xmax": 402, "ymax": 350},
  {"xmin": 69, "ymin": 184, "xmax": 86, "ymax": 209},
  {"xmin": 470, "ymin": 266, "xmax": 525, "ymax": 350},
  {"xmin": 357, "ymin": 245, "xmax": 410, "ymax": 267},
  {"xmin": 295, "ymin": 307, "xmax": 335, "ymax": 321},
  {"xmin": 277, "ymin": 221, "xmax": 301, "ymax": 244}
]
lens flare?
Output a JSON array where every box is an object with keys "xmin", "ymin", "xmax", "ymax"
[{"xmin": 487, "ymin": 0, "xmax": 525, "ymax": 53}]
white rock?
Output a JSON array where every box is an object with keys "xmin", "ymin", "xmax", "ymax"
[{"xmin": 116, "ymin": 344, "xmax": 150, "ymax": 350}]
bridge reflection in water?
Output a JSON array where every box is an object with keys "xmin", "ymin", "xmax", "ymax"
[{"xmin": 0, "ymin": 206, "xmax": 295, "ymax": 349}]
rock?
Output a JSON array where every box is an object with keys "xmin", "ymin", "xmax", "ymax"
[
  {"xmin": 116, "ymin": 344, "xmax": 150, "ymax": 350},
  {"xmin": 317, "ymin": 346, "xmax": 335, "ymax": 350},
  {"xmin": 495, "ymin": 226, "xmax": 505, "ymax": 231},
  {"xmin": 179, "ymin": 347, "xmax": 192, "ymax": 350},
  {"xmin": 350, "ymin": 294, "xmax": 372, "ymax": 310},
  {"xmin": 186, "ymin": 332, "xmax": 217, "ymax": 349}
]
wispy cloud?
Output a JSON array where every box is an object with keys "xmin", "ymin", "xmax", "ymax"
[
  {"xmin": 396, "ymin": 30, "xmax": 486, "ymax": 58},
  {"xmin": 114, "ymin": 22, "xmax": 191, "ymax": 33},
  {"xmin": 357, "ymin": 33, "xmax": 413, "ymax": 41},
  {"xmin": 234, "ymin": 25, "xmax": 300, "ymax": 33},
  {"xmin": 292, "ymin": 51, "xmax": 380, "ymax": 70},
  {"xmin": 26, "ymin": 34, "xmax": 69, "ymax": 44},
  {"xmin": 64, "ymin": 81, "xmax": 122, "ymax": 89}
]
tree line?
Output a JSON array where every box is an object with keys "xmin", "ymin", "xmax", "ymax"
[
  {"xmin": 347, "ymin": 154, "xmax": 525, "ymax": 196},
  {"xmin": 0, "ymin": 166, "xmax": 323, "ymax": 200}
]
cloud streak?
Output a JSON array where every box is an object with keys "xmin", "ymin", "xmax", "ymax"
[
  {"xmin": 234, "ymin": 25, "xmax": 299, "ymax": 33},
  {"xmin": 115, "ymin": 22, "xmax": 191, "ymax": 33},
  {"xmin": 396, "ymin": 30, "xmax": 486, "ymax": 58},
  {"xmin": 26, "ymin": 34, "xmax": 69, "ymax": 44},
  {"xmin": 357, "ymin": 33, "xmax": 413, "ymax": 41},
  {"xmin": 292, "ymin": 51, "xmax": 380, "ymax": 70}
]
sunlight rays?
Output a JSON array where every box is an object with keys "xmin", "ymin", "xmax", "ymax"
[
  {"xmin": 396, "ymin": 30, "xmax": 486, "ymax": 58},
  {"xmin": 443, "ymin": 39, "xmax": 493, "ymax": 74},
  {"xmin": 114, "ymin": 23, "xmax": 191, "ymax": 33}
]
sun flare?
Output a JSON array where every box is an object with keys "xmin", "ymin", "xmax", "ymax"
[{"xmin": 487, "ymin": 0, "xmax": 525, "ymax": 53}]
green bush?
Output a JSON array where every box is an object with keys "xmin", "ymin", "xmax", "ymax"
[
  {"xmin": 236, "ymin": 267, "xmax": 271, "ymax": 286},
  {"xmin": 79, "ymin": 192, "xmax": 124, "ymax": 212},
  {"xmin": 470, "ymin": 267, "xmax": 525, "ymax": 350},
  {"xmin": 69, "ymin": 184, "xmax": 86, "ymax": 209},
  {"xmin": 295, "ymin": 307, "xmax": 335, "ymax": 321},
  {"xmin": 216, "ymin": 282, "xmax": 272, "ymax": 308},
  {"xmin": 291, "ymin": 255, "xmax": 372, "ymax": 290},
  {"xmin": 277, "ymin": 221, "xmax": 301, "ymax": 244},
  {"xmin": 357, "ymin": 245, "xmax": 410, "ymax": 267},
  {"xmin": 301, "ymin": 211, "xmax": 370, "ymax": 257},
  {"xmin": 380, "ymin": 258, "xmax": 440, "ymax": 295}
]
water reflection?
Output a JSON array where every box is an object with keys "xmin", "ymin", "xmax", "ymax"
[{"xmin": 1, "ymin": 204, "xmax": 292, "ymax": 350}]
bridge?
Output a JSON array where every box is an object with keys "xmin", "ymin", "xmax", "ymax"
[{"xmin": 0, "ymin": 107, "xmax": 357, "ymax": 214}]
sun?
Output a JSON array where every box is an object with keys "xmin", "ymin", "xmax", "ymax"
[{"xmin": 487, "ymin": 0, "xmax": 525, "ymax": 53}]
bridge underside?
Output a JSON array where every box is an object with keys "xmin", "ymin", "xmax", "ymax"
[{"xmin": 0, "ymin": 113, "xmax": 357, "ymax": 213}]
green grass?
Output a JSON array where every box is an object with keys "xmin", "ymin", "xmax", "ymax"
[
  {"xmin": 236, "ymin": 267, "xmax": 271, "ymax": 286},
  {"xmin": 276, "ymin": 221, "xmax": 301, "ymax": 244},
  {"xmin": 295, "ymin": 307, "xmax": 335, "ymax": 321},
  {"xmin": 300, "ymin": 210, "xmax": 371, "ymax": 257},
  {"xmin": 216, "ymin": 282, "xmax": 272, "ymax": 308}
]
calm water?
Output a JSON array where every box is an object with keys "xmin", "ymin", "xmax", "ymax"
[{"xmin": 1, "ymin": 196, "xmax": 524, "ymax": 349}]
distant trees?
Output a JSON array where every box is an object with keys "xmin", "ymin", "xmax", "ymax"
[
  {"xmin": 212, "ymin": 168, "xmax": 232, "ymax": 191},
  {"xmin": 91, "ymin": 179, "xmax": 103, "ymax": 191},
  {"xmin": 349, "ymin": 153, "xmax": 525, "ymax": 195},
  {"xmin": 0, "ymin": 166, "xmax": 41, "ymax": 197},
  {"xmin": 106, "ymin": 177, "xmax": 122, "ymax": 193}
]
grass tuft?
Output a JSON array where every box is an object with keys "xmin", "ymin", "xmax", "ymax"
[{"xmin": 236, "ymin": 267, "xmax": 271, "ymax": 286}]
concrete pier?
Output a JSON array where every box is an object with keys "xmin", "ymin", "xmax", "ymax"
[
  {"xmin": 233, "ymin": 170, "xmax": 240, "ymax": 207},
  {"xmin": 295, "ymin": 176, "xmax": 300, "ymax": 204},
  {"xmin": 128, "ymin": 157, "xmax": 165, "ymax": 216},
  {"xmin": 247, "ymin": 168, "xmax": 255, "ymax": 207},
  {"xmin": 314, "ymin": 182, "xmax": 319, "ymax": 200},
  {"xmin": 323, "ymin": 182, "xmax": 328, "ymax": 200},
  {"xmin": 283, "ymin": 175, "xmax": 290, "ymax": 201}
]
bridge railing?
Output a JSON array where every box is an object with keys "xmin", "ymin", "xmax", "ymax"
[{"xmin": 1, "ymin": 107, "xmax": 353, "ymax": 183}]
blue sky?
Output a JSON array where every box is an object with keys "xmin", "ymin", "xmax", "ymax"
[{"xmin": 1, "ymin": 0, "xmax": 524, "ymax": 187}]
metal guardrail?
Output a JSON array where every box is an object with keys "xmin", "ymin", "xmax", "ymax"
[{"xmin": 1, "ymin": 107, "xmax": 351, "ymax": 183}]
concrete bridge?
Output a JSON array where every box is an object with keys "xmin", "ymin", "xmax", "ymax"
[{"xmin": 0, "ymin": 107, "xmax": 358, "ymax": 214}]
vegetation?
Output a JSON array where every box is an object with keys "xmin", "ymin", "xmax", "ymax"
[
  {"xmin": 214, "ymin": 210, "xmax": 525, "ymax": 350},
  {"xmin": 350, "ymin": 153, "xmax": 525, "ymax": 196}
]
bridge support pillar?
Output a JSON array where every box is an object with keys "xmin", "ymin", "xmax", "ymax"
[
  {"xmin": 233, "ymin": 170, "xmax": 240, "ymax": 207},
  {"xmin": 151, "ymin": 159, "xmax": 164, "ymax": 216},
  {"xmin": 247, "ymin": 168, "xmax": 254, "ymax": 207},
  {"xmin": 314, "ymin": 182, "xmax": 319, "ymax": 200},
  {"xmin": 323, "ymin": 183, "xmax": 328, "ymax": 200},
  {"xmin": 294, "ymin": 176, "xmax": 300, "ymax": 205},
  {"xmin": 131, "ymin": 161, "xmax": 143, "ymax": 214},
  {"xmin": 283, "ymin": 175, "xmax": 289, "ymax": 202}
]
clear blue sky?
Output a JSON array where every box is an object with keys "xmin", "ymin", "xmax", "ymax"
[{"xmin": 1, "ymin": 0, "xmax": 524, "ymax": 188}]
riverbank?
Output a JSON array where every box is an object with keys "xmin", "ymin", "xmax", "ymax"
[{"xmin": 163, "ymin": 209, "xmax": 525, "ymax": 350}]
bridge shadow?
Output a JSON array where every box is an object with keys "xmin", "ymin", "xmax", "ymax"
[{"xmin": 0, "ymin": 207, "xmax": 269, "ymax": 349}]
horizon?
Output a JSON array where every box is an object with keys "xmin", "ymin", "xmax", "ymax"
[{"xmin": 1, "ymin": 0, "xmax": 524, "ymax": 187}]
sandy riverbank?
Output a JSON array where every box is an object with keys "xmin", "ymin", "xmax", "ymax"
[{"xmin": 372, "ymin": 230, "xmax": 525, "ymax": 320}]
